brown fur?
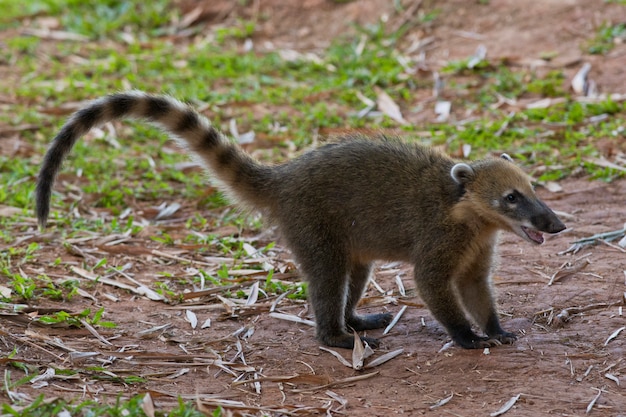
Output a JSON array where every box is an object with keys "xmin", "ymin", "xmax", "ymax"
[{"xmin": 36, "ymin": 92, "xmax": 566, "ymax": 349}]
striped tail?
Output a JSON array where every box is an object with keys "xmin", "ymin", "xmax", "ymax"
[{"xmin": 35, "ymin": 91, "xmax": 272, "ymax": 228}]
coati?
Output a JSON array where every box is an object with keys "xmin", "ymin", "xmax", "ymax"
[{"xmin": 35, "ymin": 91, "xmax": 566, "ymax": 350}]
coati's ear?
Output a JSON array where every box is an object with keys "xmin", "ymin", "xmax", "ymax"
[
  {"xmin": 450, "ymin": 163, "xmax": 475, "ymax": 185},
  {"xmin": 500, "ymin": 153, "xmax": 513, "ymax": 162}
]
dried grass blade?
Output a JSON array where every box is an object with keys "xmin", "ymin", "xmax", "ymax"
[
  {"xmin": 79, "ymin": 319, "xmax": 112, "ymax": 346},
  {"xmin": 351, "ymin": 331, "xmax": 374, "ymax": 370},
  {"xmin": 246, "ymin": 281, "xmax": 259, "ymax": 305},
  {"xmin": 231, "ymin": 373, "xmax": 331, "ymax": 387},
  {"xmin": 604, "ymin": 326, "xmax": 625, "ymax": 346},
  {"xmin": 395, "ymin": 274, "xmax": 406, "ymax": 296},
  {"xmin": 586, "ymin": 388, "xmax": 603, "ymax": 414},
  {"xmin": 374, "ymin": 86, "xmax": 407, "ymax": 125},
  {"xmin": 141, "ymin": 392, "xmax": 156, "ymax": 417},
  {"xmin": 21, "ymin": 28, "xmax": 89, "ymax": 41},
  {"xmin": 364, "ymin": 348, "xmax": 404, "ymax": 369},
  {"xmin": 352, "ymin": 331, "xmax": 366, "ymax": 370},
  {"xmin": 326, "ymin": 390, "xmax": 348, "ymax": 408},
  {"xmin": 68, "ymin": 351, "xmax": 100, "ymax": 362},
  {"xmin": 151, "ymin": 249, "xmax": 213, "ymax": 266},
  {"xmin": 490, "ymin": 393, "xmax": 521, "ymax": 416},
  {"xmin": 290, "ymin": 371, "xmax": 379, "ymax": 393},
  {"xmin": 547, "ymin": 258, "xmax": 590, "ymax": 286},
  {"xmin": 269, "ymin": 312, "xmax": 315, "ymax": 327},
  {"xmin": 270, "ymin": 290, "xmax": 291, "ymax": 312},
  {"xmin": 167, "ymin": 368, "xmax": 190, "ymax": 379},
  {"xmin": 137, "ymin": 323, "xmax": 171, "ymax": 338},
  {"xmin": 430, "ymin": 393, "xmax": 453, "ymax": 410},
  {"xmin": 185, "ymin": 310, "xmax": 198, "ymax": 329},
  {"xmin": 604, "ymin": 373, "xmax": 620, "ymax": 386},
  {"xmin": 71, "ymin": 266, "xmax": 165, "ymax": 301},
  {"xmin": 319, "ymin": 346, "xmax": 352, "ymax": 368},
  {"xmin": 383, "ymin": 305, "xmax": 408, "ymax": 335},
  {"xmin": 584, "ymin": 157, "xmax": 626, "ymax": 173}
]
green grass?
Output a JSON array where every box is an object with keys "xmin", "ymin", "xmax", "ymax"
[
  {"xmin": 0, "ymin": 394, "xmax": 208, "ymax": 417},
  {"xmin": 587, "ymin": 22, "xmax": 626, "ymax": 54},
  {"xmin": 0, "ymin": 0, "xmax": 177, "ymax": 38},
  {"xmin": 1, "ymin": 0, "xmax": 626, "ymax": 414}
]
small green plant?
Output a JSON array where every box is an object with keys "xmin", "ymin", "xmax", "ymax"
[
  {"xmin": 264, "ymin": 270, "xmax": 308, "ymax": 299},
  {"xmin": 588, "ymin": 22, "xmax": 626, "ymax": 54},
  {"xmin": 37, "ymin": 307, "xmax": 116, "ymax": 328},
  {"xmin": 215, "ymin": 19, "xmax": 256, "ymax": 43},
  {"xmin": 150, "ymin": 232, "xmax": 176, "ymax": 246},
  {"xmin": 0, "ymin": 394, "xmax": 206, "ymax": 416},
  {"xmin": 8, "ymin": 272, "xmax": 36, "ymax": 301},
  {"xmin": 526, "ymin": 70, "xmax": 566, "ymax": 97}
]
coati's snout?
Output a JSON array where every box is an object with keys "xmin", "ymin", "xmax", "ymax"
[
  {"xmin": 530, "ymin": 199, "xmax": 566, "ymax": 234},
  {"xmin": 517, "ymin": 197, "xmax": 566, "ymax": 244}
]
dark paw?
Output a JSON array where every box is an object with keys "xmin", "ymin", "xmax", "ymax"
[
  {"xmin": 455, "ymin": 331, "xmax": 517, "ymax": 349},
  {"xmin": 493, "ymin": 331, "xmax": 517, "ymax": 345},
  {"xmin": 361, "ymin": 335, "xmax": 381, "ymax": 348},
  {"xmin": 453, "ymin": 334, "xmax": 497, "ymax": 349},
  {"xmin": 347, "ymin": 312, "xmax": 393, "ymax": 331},
  {"xmin": 318, "ymin": 332, "xmax": 381, "ymax": 349}
]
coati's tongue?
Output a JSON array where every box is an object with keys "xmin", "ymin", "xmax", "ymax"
[{"xmin": 522, "ymin": 226, "xmax": 544, "ymax": 244}]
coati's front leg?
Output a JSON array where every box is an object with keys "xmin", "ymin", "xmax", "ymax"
[
  {"xmin": 455, "ymin": 255, "xmax": 517, "ymax": 345},
  {"xmin": 413, "ymin": 264, "xmax": 501, "ymax": 349}
]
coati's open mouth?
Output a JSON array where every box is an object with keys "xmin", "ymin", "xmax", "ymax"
[{"xmin": 521, "ymin": 226, "xmax": 544, "ymax": 244}]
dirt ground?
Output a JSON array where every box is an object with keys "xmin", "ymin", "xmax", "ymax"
[{"xmin": 3, "ymin": 0, "xmax": 626, "ymax": 415}]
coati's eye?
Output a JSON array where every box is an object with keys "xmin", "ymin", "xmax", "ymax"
[{"xmin": 506, "ymin": 193, "xmax": 517, "ymax": 204}]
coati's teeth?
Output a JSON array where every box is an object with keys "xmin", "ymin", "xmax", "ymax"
[{"xmin": 522, "ymin": 226, "xmax": 544, "ymax": 244}]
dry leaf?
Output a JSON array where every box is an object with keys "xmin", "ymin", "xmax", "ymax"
[
  {"xmin": 395, "ymin": 275, "xmax": 405, "ymax": 296},
  {"xmin": 467, "ymin": 44, "xmax": 487, "ymax": 69},
  {"xmin": 374, "ymin": 86, "xmax": 407, "ymax": 125},
  {"xmin": 604, "ymin": 373, "xmax": 620, "ymax": 386},
  {"xmin": 571, "ymin": 63, "xmax": 591, "ymax": 95},
  {"xmin": 155, "ymin": 202, "xmax": 181, "ymax": 220},
  {"xmin": 21, "ymin": 28, "xmax": 88, "ymax": 41},
  {"xmin": 604, "ymin": 326, "xmax": 625, "ymax": 346},
  {"xmin": 185, "ymin": 310, "xmax": 198, "ymax": 329},
  {"xmin": 269, "ymin": 312, "xmax": 316, "ymax": 327},
  {"xmin": 490, "ymin": 394, "xmax": 521, "ymax": 416},
  {"xmin": 430, "ymin": 393, "xmax": 453, "ymax": 410},
  {"xmin": 319, "ymin": 346, "xmax": 352, "ymax": 368},
  {"xmin": 351, "ymin": 331, "xmax": 374, "ymax": 370},
  {"xmin": 0, "ymin": 206, "xmax": 23, "ymax": 217},
  {"xmin": 586, "ymin": 388, "xmax": 603, "ymax": 414},
  {"xmin": 364, "ymin": 348, "xmax": 404, "ymax": 369},
  {"xmin": 141, "ymin": 393, "xmax": 156, "ymax": 417},
  {"xmin": 434, "ymin": 101, "xmax": 451, "ymax": 122},
  {"xmin": 178, "ymin": 5, "xmax": 203, "ymax": 29},
  {"xmin": 383, "ymin": 305, "xmax": 407, "ymax": 335},
  {"xmin": 544, "ymin": 181, "xmax": 563, "ymax": 193},
  {"xmin": 0, "ymin": 285, "xmax": 11, "ymax": 298},
  {"xmin": 246, "ymin": 282, "xmax": 259, "ymax": 306}
]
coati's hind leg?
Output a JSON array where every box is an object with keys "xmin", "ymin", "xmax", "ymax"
[
  {"xmin": 455, "ymin": 263, "xmax": 517, "ymax": 345},
  {"xmin": 345, "ymin": 262, "xmax": 393, "ymax": 332},
  {"xmin": 293, "ymin": 243, "xmax": 380, "ymax": 349},
  {"xmin": 414, "ymin": 265, "xmax": 495, "ymax": 349}
]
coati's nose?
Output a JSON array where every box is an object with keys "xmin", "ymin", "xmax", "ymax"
[
  {"xmin": 532, "ymin": 200, "xmax": 566, "ymax": 234},
  {"xmin": 546, "ymin": 216, "xmax": 566, "ymax": 234}
]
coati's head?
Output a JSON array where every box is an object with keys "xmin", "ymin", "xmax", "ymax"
[{"xmin": 450, "ymin": 154, "xmax": 566, "ymax": 244}]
